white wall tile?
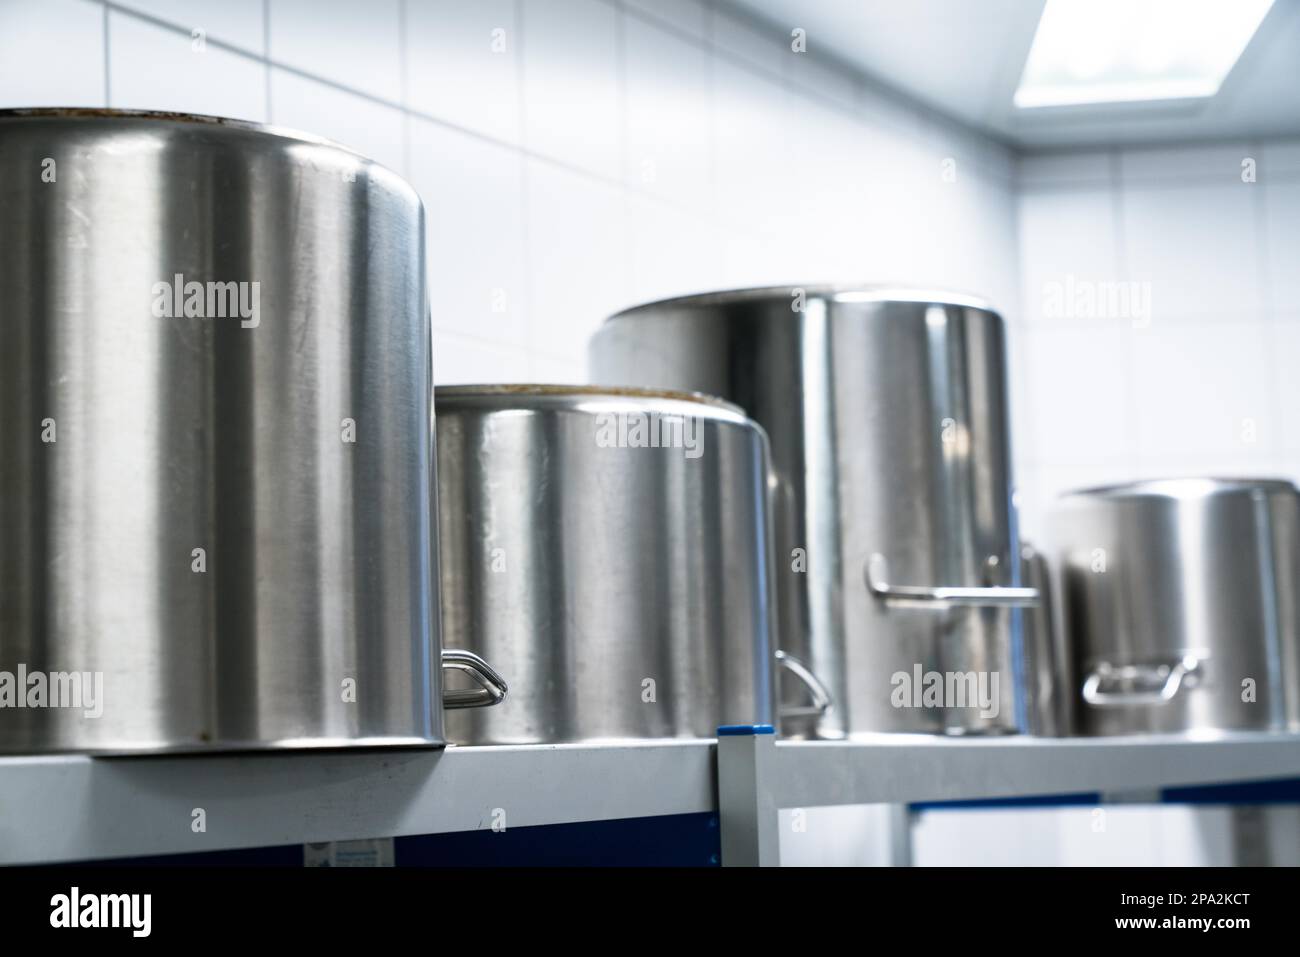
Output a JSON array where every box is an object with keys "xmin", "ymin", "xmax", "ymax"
[
  {"xmin": 433, "ymin": 333, "xmax": 529, "ymax": 385},
  {"xmin": 718, "ymin": 227, "xmax": 785, "ymax": 289},
  {"xmin": 624, "ymin": 14, "xmax": 711, "ymax": 209},
  {"xmin": 710, "ymin": 4, "xmax": 786, "ymax": 78},
  {"xmin": 110, "ymin": 13, "xmax": 267, "ymax": 121},
  {"xmin": 409, "ymin": 118, "xmax": 528, "ymax": 349},
  {"xmin": 114, "ymin": 0, "xmax": 266, "ymax": 55},
  {"xmin": 1271, "ymin": 323, "xmax": 1300, "ymax": 457},
  {"xmin": 269, "ymin": 68, "xmax": 405, "ymax": 174},
  {"xmin": 1120, "ymin": 183, "xmax": 1261, "ymax": 321},
  {"xmin": 924, "ymin": 125, "xmax": 1010, "ymax": 189},
  {"xmin": 785, "ymin": 52, "xmax": 857, "ymax": 111},
  {"xmin": 711, "ymin": 56, "xmax": 790, "ymax": 233},
  {"xmin": 856, "ymin": 76, "xmax": 925, "ymax": 144},
  {"xmin": 0, "ymin": 0, "xmax": 104, "ymax": 108},
  {"xmin": 405, "ymin": 0, "xmax": 519, "ymax": 145},
  {"xmin": 1120, "ymin": 142, "xmax": 1255, "ymax": 184},
  {"xmin": 528, "ymin": 353, "xmax": 586, "ymax": 385},
  {"xmin": 269, "ymin": 0, "xmax": 402, "ymax": 102},
  {"xmin": 623, "ymin": 0, "xmax": 707, "ymax": 39},
  {"xmin": 1263, "ymin": 139, "xmax": 1300, "ymax": 177},
  {"xmin": 520, "ymin": 0, "xmax": 620, "ymax": 180},
  {"xmin": 1264, "ymin": 180, "xmax": 1300, "ymax": 316},
  {"xmin": 1017, "ymin": 188, "xmax": 1120, "ymax": 324},
  {"xmin": 525, "ymin": 157, "xmax": 629, "ymax": 366},
  {"xmin": 1017, "ymin": 151, "xmax": 1112, "ymax": 189},
  {"xmin": 1131, "ymin": 321, "xmax": 1275, "ymax": 466},
  {"xmin": 1022, "ymin": 321, "xmax": 1136, "ymax": 469},
  {"xmin": 627, "ymin": 195, "xmax": 720, "ymax": 304}
]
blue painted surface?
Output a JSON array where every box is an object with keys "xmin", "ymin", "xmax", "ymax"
[
  {"xmin": 397, "ymin": 812, "xmax": 720, "ymax": 866},
  {"xmin": 911, "ymin": 792, "xmax": 1101, "ymax": 811},
  {"xmin": 914, "ymin": 776, "xmax": 1300, "ymax": 811},
  {"xmin": 1161, "ymin": 776, "xmax": 1300, "ymax": 805},
  {"xmin": 74, "ymin": 812, "xmax": 723, "ymax": 867},
  {"xmin": 716, "ymin": 724, "xmax": 775, "ymax": 736}
]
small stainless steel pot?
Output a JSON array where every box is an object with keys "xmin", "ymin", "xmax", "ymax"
[
  {"xmin": 1048, "ymin": 478, "xmax": 1300, "ymax": 735},
  {"xmin": 0, "ymin": 109, "xmax": 502, "ymax": 753},
  {"xmin": 435, "ymin": 385, "xmax": 823, "ymax": 744}
]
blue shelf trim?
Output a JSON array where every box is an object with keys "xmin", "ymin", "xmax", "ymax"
[
  {"xmin": 913, "ymin": 776, "xmax": 1300, "ymax": 811},
  {"xmin": 717, "ymin": 724, "xmax": 775, "ymax": 736}
]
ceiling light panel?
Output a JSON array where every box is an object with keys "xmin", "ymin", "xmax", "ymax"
[{"xmin": 1015, "ymin": 0, "xmax": 1275, "ymax": 108}]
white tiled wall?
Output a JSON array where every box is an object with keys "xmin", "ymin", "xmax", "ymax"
[
  {"xmin": 1012, "ymin": 139, "xmax": 1300, "ymax": 538},
  {"xmin": 0, "ymin": 0, "xmax": 1019, "ymax": 388}
]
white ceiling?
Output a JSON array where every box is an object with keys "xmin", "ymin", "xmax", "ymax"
[{"xmin": 727, "ymin": 0, "xmax": 1300, "ymax": 149}]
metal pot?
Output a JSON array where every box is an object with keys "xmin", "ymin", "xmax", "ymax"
[
  {"xmin": 0, "ymin": 109, "xmax": 502, "ymax": 754},
  {"xmin": 1047, "ymin": 478, "xmax": 1300, "ymax": 735},
  {"xmin": 590, "ymin": 286, "xmax": 1037, "ymax": 737},
  {"xmin": 1019, "ymin": 543, "xmax": 1068, "ymax": 736},
  {"xmin": 436, "ymin": 385, "xmax": 825, "ymax": 744}
]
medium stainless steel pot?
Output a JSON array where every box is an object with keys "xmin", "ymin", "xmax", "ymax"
[
  {"xmin": 435, "ymin": 385, "xmax": 821, "ymax": 744},
  {"xmin": 1048, "ymin": 478, "xmax": 1300, "ymax": 735},
  {"xmin": 0, "ymin": 109, "xmax": 502, "ymax": 754},
  {"xmin": 590, "ymin": 286, "xmax": 1037, "ymax": 737}
]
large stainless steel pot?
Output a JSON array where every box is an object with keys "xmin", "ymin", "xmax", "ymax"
[
  {"xmin": 1048, "ymin": 478, "xmax": 1300, "ymax": 736},
  {"xmin": 436, "ymin": 385, "xmax": 821, "ymax": 744},
  {"xmin": 591, "ymin": 286, "xmax": 1036, "ymax": 737},
  {"xmin": 1019, "ymin": 543, "xmax": 1068, "ymax": 736},
  {"xmin": 0, "ymin": 109, "xmax": 503, "ymax": 754}
]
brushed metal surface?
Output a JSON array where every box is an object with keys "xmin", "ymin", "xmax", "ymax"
[
  {"xmin": 436, "ymin": 385, "xmax": 778, "ymax": 744},
  {"xmin": 0, "ymin": 109, "xmax": 455, "ymax": 753},
  {"xmin": 1048, "ymin": 478, "xmax": 1300, "ymax": 735},
  {"xmin": 590, "ymin": 286, "xmax": 1027, "ymax": 737},
  {"xmin": 1020, "ymin": 542, "xmax": 1068, "ymax": 736}
]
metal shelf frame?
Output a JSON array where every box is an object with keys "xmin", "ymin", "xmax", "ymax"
[
  {"xmin": 717, "ymin": 729, "xmax": 1300, "ymax": 865},
  {"xmin": 3, "ymin": 731, "xmax": 1300, "ymax": 866}
]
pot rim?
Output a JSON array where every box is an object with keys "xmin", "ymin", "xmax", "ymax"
[
  {"xmin": 604, "ymin": 284, "xmax": 995, "ymax": 320},
  {"xmin": 1060, "ymin": 476, "xmax": 1299, "ymax": 502},
  {"xmin": 435, "ymin": 383, "xmax": 752, "ymax": 420},
  {"xmin": 0, "ymin": 106, "xmax": 374, "ymax": 163}
]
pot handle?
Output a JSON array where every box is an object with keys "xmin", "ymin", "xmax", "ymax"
[
  {"xmin": 441, "ymin": 649, "xmax": 509, "ymax": 709},
  {"xmin": 1081, "ymin": 656, "xmax": 1200, "ymax": 708},
  {"xmin": 865, "ymin": 553, "xmax": 1040, "ymax": 608},
  {"xmin": 775, "ymin": 649, "xmax": 833, "ymax": 719}
]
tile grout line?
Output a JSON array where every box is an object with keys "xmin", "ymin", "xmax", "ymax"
[
  {"xmin": 398, "ymin": 0, "xmax": 411, "ymax": 177},
  {"xmin": 86, "ymin": 2, "xmax": 779, "ymax": 245},
  {"xmin": 102, "ymin": 1, "xmax": 111, "ymax": 107},
  {"xmin": 615, "ymin": 0, "xmax": 632, "ymax": 343},
  {"xmin": 1107, "ymin": 148, "xmax": 1141, "ymax": 476},
  {"xmin": 263, "ymin": 0, "xmax": 272, "ymax": 121},
  {"xmin": 1251, "ymin": 137, "xmax": 1282, "ymax": 465},
  {"xmin": 514, "ymin": 0, "xmax": 537, "ymax": 374},
  {"xmin": 97, "ymin": 0, "xmax": 1017, "ymax": 188}
]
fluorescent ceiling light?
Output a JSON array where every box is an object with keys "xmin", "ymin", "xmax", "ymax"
[{"xmin": 1015, "ymin": 0, "xmax": 1274, "ymax": 108}]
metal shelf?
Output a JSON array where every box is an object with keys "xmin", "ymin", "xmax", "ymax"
[
  {"xmin": 0, "ymin": 741, "xmax": 715, "ymax": 866},
  {"xmin": 3, "ymin": 732, "xmax": 1299, "ymax": 865},
  {"xmin": 721, "ymin": 730, "xmax": 1300, "ymax": 865},
  {"xmin": 771, "ymin": 731, "xmax": 1300, "ymax": 807}
]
